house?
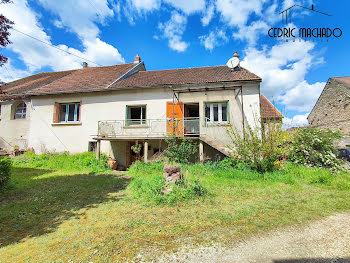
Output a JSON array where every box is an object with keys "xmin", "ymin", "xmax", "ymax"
[
  {"xmin": 0, "ymin": 53, "xmax": 281, "ymax": 168},
  {"xmin": 308, "ymin": 76, "xmax": 350, "ymax": 147}
]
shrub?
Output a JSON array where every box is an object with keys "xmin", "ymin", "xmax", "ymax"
[
  {"xmin": 289, "ymin": 127, "xmax": 343, "ymax": 171},
  {"xmin": 165, "ymin": 135, "xmax": 198, "ymax": 164},
  {"xmin": 12, "ymin": 152, "xmax": 111, "ymax": 172},
  {"xmin": 227, "ymin": 120, "xmax": 291, "ymax": 173},
  {"xmin": 0, "ymin": 157, "xmax": 12, "ymax": 188},
  {"xmin": 128, "ymin": 162, "xmax": 207, "ymax": 204}
]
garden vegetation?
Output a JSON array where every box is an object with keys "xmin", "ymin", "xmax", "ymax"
[
  {"xmin": 12, "ymin": 151, "xmax": 111, "ymax": 172},
  {"xmin": 0, "ymin": 126, "xmax": 348, "ymax": 261},
  {"xmin": 0, "ymin": 157, "xmax": 12, "ymax": 189},
  {"xmin": 227, "ymin": 122, "xmax": 344, "ymax": 173}
]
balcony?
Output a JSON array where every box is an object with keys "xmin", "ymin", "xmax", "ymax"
[{"xmin": 97, "ymin": 117, "xmax": 201, "ymax": 139}]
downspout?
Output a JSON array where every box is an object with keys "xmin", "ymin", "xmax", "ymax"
[{"xmin": 241, "ymin": 87, "xmax": 245, "ymax": 138}]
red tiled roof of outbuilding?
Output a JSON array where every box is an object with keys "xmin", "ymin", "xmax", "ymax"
[{"xmin": 260, "ymin": 94, "xmax": 283, "ymax": 119}]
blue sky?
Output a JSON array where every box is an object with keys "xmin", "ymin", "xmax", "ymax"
[{"xmin": 0, "ymin": 0, "xmax": 349, "ymax": 126}]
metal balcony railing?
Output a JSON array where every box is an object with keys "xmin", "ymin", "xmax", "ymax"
[
  {"xmin": 97, "ymin": 117, "xmax": 234, "ymax": 147},
  {"xmin": 97, "ymin": 117, "xmax": 202, "ymax": 138}
]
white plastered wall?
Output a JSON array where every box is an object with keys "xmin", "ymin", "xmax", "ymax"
[
  {"xmin": 27, "ymin": 87, "xmax": 173, "ymax": 156},
  {"xmin": 0, "ymin": 99, "xmax": 31, "ymax": 151},
  {"xmin": 178, "ymin": 81, "xmax": 261, "ymax": 146}
]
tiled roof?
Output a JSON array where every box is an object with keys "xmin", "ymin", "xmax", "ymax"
[
  {"xmin": 0, "ymin": 70, "xmax": 76, "ymax": 97},
  {"xmin": 112, "ymin": 65, "xmax": 261, "ymax": 89},
  {"xmin": 30, "ymin": 63, "xmax": 136, "ymax": 95},
  {"xmin": 260, "ymin": 94, "xmax": 283, "ymax": 119},
  {"xmin": 333, "ymin": 76, "xmax": 350, "ymax": 88},
  {"xmin": 0, "ymin": 63, "xmax": 261, "ymax": 98}
]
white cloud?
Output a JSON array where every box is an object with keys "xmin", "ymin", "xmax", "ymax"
[
  {"xmin": 241, "ymin": 40, "xmax": 324, "ymax": 113},
  {"xmin": 158, "ymin": 11, "xmax": 188, "ymax": 52},
  {"xmin": 279, "ymin": 81, "xmax": 325, "ymax": 112},
  {"xmin": 0, "ymin": 0, "xmax": 124, "ymax": 82},
  {"xmin": 126, "ymin": 0, "xmax": 161, "ymax": 13},
  {"xmin": 232, "ymin": 20, "xmax": 269, "ymax": 46},
  {"xmin": 164, "ymin": 0, "xmax": 205, "ymax": 14},
  {"xmin": 216, "ymin": 0, "xmax": 267, "ymax": 27},
  {"xmin": 199, "ymin": 29, "xmax": 228, "ymax": 51},
  {"xmin": 283, "ymin": 113, "xmax": 309, "ymax": 129},
  {"xmin": 201, "ymin": 3, "xmax": 215, "ymax": 26},
  {"xmin": 38, "ymin": 0, "xmax": 114, "ymax": 41},
  {"xmin": 0, "ymin": 59, "xmax": 31, "ymax": 83}
]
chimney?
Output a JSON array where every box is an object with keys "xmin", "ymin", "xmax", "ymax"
[
  {"xmin": 134, "ymin": 54, "xmax": 141, "ymax": 64},
  {"xmin": 233, "ymin": 51, "xmax": 240, "ymax": 59},
  {"xmin": 82, "ymin": 62, "xmax": 88, "ymax": 68}
]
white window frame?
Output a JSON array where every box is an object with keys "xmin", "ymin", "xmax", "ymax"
[
  {"xmin": 59, "ymin": 102, "xmax": 80, "ymax": 123},
  {"xmin": 14, "ymin": 102, "xmax": 27, "ymax": 120},
  {"xmin": 205, "ymin": 102, "xmax": 228, "ymax": 124},
  {"xmin": 126, "ymin": 105, "xmax": 147, "ymax": 126}
]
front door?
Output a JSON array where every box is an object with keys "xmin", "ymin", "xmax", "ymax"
[{"xmin": 166, "ymin": 101, "xmax": 184, "ymax": 136}]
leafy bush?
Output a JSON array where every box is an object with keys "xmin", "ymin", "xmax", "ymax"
[
  {"xmin": 128, "ymin": 161, "xmax": 207, "ymax": 204},
  {"xmin": 289, "ymin": 127, "xmax": 343, "ymax": 171},
  {"xmin": 12, "ymin": 152, "xmax": 111, "ymax": 172},
  {"xmin": 165, "ymin": 135, "xmax": 198, "ymax": 164},
  {"xmin": 227, "ymin": 120, "xmax": 291, "ymax": 173},
  {"xmin": 0, "ymin": 157, "xmax": 12, "ymax": 188}
]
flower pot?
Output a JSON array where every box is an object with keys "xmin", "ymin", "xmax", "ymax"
[{"xmin": 107, "ymin": 159, "xmax": 118, "ymax": 170}]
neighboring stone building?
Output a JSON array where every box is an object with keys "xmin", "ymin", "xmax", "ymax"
[{"xmin": 308, "ymin": 76, "xmax": 350, "ymax": 147}]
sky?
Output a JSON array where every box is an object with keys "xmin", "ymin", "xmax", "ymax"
[{"xmin": 0, "ymin": 0, "xmax": 349, "ymax": 127}]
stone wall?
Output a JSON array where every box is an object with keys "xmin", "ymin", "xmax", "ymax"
[{"xmin": 308, "ymin": 78, "xmax": 350, "ymax": 135}]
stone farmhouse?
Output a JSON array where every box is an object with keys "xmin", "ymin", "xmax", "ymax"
[
  {"xmin": 308, "ymin": 76, "xmax": 350, "ymax": 147},
  {"xmin": 0, "ymin": 54, "xmax": 282, "ymax": 168}
]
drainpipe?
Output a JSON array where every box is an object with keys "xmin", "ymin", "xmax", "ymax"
[{"xmin": 241, "ymin": 87, "xmax": 245, "ymax": 139}]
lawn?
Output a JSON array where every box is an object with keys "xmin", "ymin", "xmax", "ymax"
[{"xmin": 0, "ymin": 160, "xmax": 349, "ymax": 262}]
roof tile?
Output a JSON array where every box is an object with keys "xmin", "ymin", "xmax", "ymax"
[
  {"xmin": 112, "ymin": 65, "xmax": 261, "ymax": 89},
  {"xmin": 260, "ymin": 94, "xmax": 283, "ymax": 119},
  {"xmin": 30, "ymin": 63, "xmax": 136, "ymax": 95}
]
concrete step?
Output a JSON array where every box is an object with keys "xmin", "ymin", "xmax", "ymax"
[{"xmin": 200, "ymin": 136, "xmax": 231, "ymax": 157}]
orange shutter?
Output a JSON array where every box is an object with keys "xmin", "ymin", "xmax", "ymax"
[
  {"xmin": 166, "ymin": 101, "xmax": 184, "ymax": 136},
  {"xmin": 53, "ymin": 102, "xmax": 59, "ymax": 123}
]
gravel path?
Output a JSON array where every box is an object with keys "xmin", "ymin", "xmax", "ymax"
[{"xmin": 136, "ymin": 213, "xmax": 350, "ymax": 263}]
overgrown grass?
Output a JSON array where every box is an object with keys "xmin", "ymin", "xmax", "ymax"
[
  {"xmin": 127, "ymin": 161, "xmax": 206, "ymax": 204},
  {"xmin": 12, "ymin": 152, "xmax": 111, "ymax": 172},
  {"xmin": 0, "ymin": 160, "xmax": 349, "ymax": 262}
]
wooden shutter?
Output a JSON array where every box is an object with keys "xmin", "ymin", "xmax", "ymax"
[
  {"xmin": 166, "ymin": 101, "xmax": 184, "ymax": 136},
  {"xmin": 53, "ymin": 102, "xmax": 59, "ymax": 123}
]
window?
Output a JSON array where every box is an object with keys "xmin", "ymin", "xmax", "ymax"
[
  {"xmin": 58, "ymin": 103, "xmax": 80, "ymax": 123},
  {"xmin": 205, "ymin": 102, "xmax": 228, "ymax": 123},
  {"xmin": 14, "ymin": 102, "xmax": 27, "ymax": 119},
  {"xmin": 126, "ymin": 105, "xmax": 146, "ymax": 125}
]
